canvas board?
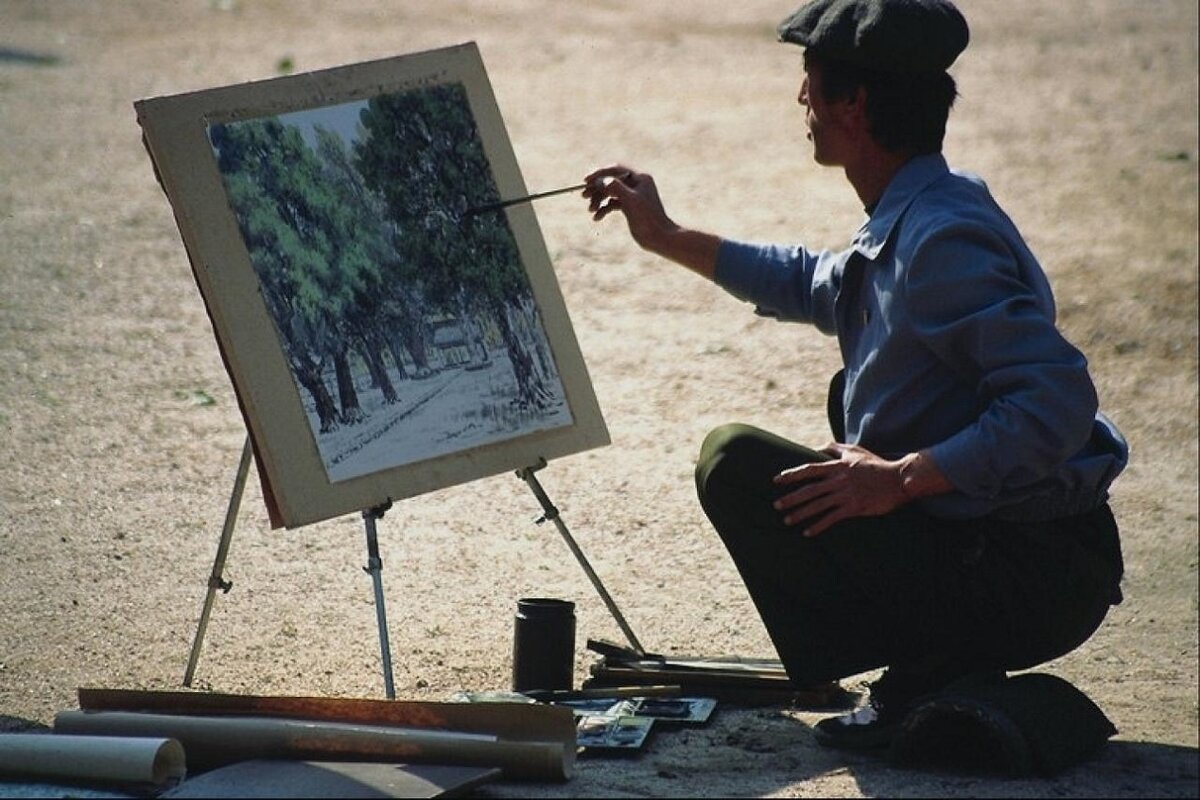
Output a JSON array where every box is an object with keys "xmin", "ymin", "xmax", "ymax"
[{"xmin": 135, "ymin": 43, "xmax": 608, "ymax": 528}]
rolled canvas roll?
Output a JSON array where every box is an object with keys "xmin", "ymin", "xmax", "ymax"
[
  {"xmin": 0, "ymin": 733, "xmax": 185, "ymax": 787},
  {"xmin": 54, "ymin": 710, "xmax": 572, "ymax": 781}
]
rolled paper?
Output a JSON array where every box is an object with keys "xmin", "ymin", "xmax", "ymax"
[
  {"xmin": 0, "ymin": 733, "xmax": 185, "ymax": 787},
  {"xmin": 54, "ymin": 710, "xmax": 573, "ymax": 781}
]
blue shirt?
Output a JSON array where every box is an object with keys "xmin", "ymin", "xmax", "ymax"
[{"xmin": 714, "ymin": 153, "xmax": 1128, "ymax": 521}]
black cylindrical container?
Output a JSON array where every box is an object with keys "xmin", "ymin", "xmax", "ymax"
[{"xmin": 511, "ymin": 597, "xmax": 576, "ymax": 692}]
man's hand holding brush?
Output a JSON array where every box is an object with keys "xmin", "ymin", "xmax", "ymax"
[{"xmin": 584, "ymin": 165, "xmax": 720, "ymax": 281}]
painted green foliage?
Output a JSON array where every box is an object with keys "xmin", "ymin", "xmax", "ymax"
[
  {"xmin": 355, "ymin": 84, "xmax": 556, "ymax": 410},
  {"xmin": 212, "ymin": 118, "xmax": 420, "ymax": 430},
  {"xmin": 354, "ymin": 83, "xmax": 520, "ymax": 304},
  {"xmin": 209, "ymin": 81, "xmax": 556, "ymax": 436},
  {"xmin": 210, "ymin": 118, "xmax": 350, "ymax": 431}
]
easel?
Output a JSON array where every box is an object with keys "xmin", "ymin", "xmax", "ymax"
[{"xmin": 182, "ymin": 437, "xmax": 646, "ymax": 698}]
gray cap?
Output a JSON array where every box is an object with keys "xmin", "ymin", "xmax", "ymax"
[{"xmin": 778, "ymin": 0, "xmax": 969, "ymax": 73}]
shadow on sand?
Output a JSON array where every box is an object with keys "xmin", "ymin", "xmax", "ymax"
[
  {"xmin": 0, "ymin": 47, "xmax": 62, "ymax": 67},
  {"xmin": 846, "ymin": 738, "xmax": 1199, "ymax": 798},
  {"xmin": 0, "ymin": 714, "xmax": 50, "ymax": 733}
]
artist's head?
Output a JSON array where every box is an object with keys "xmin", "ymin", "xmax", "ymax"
[{"xmin": 780, "ymin": 0, "xmax": 968, "ymax": 161}]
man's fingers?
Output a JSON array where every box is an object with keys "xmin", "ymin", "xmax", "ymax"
[
  {"xmin": 591, "ymin": 196, "xmax": 621, "ymax": 221},
  {"xmin": 781, "ymin": 493, "xmax": 841, "ymax": 527},
  {"xmin": 585, "ymin": 164, "xmax": 629, "ymax": 182},
  {"xmin": 802, "ymin": 507, "xmax": 849, "ymax": 537},
  {"xmin": 775, "ymin": 459, "xmax": 837, "ymax": 485},
  {"xmin": 585, "ymin": 169, "xmax": 636, "ymax": 212},
  {"xmin": 585, "ymin": 165, "xmax": 635, "ymax": 190},
  {"xmin": 773, "ymin": 474, "xmax": 841, "ymax": 513}
]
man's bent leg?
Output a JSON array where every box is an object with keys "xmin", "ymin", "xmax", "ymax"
[
  {"xmin": 694, "ymin": 424, "xmax": 1118, "ymax": 685},
  {"xmin": 694, "ymin": 424, "xmax": 974, "ymax": 685}
]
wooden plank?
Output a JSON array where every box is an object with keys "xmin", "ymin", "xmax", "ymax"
[
  {"xmin": 76, "ymin": 689, "xmax": 574, "ymax": 743},
  {"xmin": 584, "ymin": 663, "xmax": 850, "ymax": 708}
]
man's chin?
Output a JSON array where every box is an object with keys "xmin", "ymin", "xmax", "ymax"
[{"xmin": 805, "ymin": 135, "xmax": 834, "ymax": 166}]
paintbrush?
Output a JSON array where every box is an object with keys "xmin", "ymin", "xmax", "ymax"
[
  {"xmin": 463, "ymin": 182, "xmax": 588, "ymax": 217},
  {"xmin": 464, "ymin": 172, "xmax": 631, "ymax": 217},
  {"xmin": 521, "ymin": 684, "xmax": 682, "ymax": 701}
]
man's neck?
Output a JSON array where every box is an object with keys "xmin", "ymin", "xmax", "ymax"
[{"xmin": 843, "ymin": 147, "xmax": 916, "ymax": 209}]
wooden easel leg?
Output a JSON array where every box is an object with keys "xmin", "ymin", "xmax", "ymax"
[
  {"xmin": 362, "ymin": 502, "xmax": 396, "ymax": 700},
  {"xmin": 516, "ymin": 459, "xmax": 648, "ymax": 657},
  {"xmin": 183, "ymin": 437, "xmax": 253, "ymax": 687}
]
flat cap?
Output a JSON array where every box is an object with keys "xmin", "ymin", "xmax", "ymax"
[{"xmin": 778, "ymin": 0, "xmax": 969, "ymax": 73}]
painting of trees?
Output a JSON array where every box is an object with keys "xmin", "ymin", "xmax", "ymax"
[
  {"xmin": 137, "ymin": 45, "xmax": 610, "ymax": 526},
  {"xmin": 207, "ymin": 81, "xmax": 570, "ymax": 483}
]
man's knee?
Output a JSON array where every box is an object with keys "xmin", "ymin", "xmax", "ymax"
[
  {"xmin": 694, "ymin": 423, "xmax": 765, "ymax": 502},
  {"xmin": 695, "ymin": 422, "xmax": 828, "ymax": 505}
]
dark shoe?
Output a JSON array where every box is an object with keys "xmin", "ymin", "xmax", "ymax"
[
  {"xmin": 889, "ymin": 672, "xmax": 1115, "ymax": 777},
  {"xmin": 813, "ymin": 696, "xmax": 903, "ymax": 750},
  {"xmin": 813, "ymin": 667, "xmax": 1005, "ymax": 751}
]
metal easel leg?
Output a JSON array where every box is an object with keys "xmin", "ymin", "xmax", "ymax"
[
  {"xmin": 516, "ymin": 458, "xmax": 647, "ymax": 657},
  {"xmin": 183, "ymin": 436, "xmax": 253, "ymax": 687},
  {"xmin": 362, "ymin": 501, "xmax": 396, "ymax": 699}
]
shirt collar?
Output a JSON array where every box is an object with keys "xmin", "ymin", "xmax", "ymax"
[{"xmin": 851, "ymin": 153, "xmax": 950, "ymax": 260}]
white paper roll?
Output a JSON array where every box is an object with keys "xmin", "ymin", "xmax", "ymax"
[
  {"xmin": 0, "ymin": 733, "xmax": 186, "ymax": 787},
  {"xmin": 54, "ymin": 710, "xmax": 573, "ymax": 781}
]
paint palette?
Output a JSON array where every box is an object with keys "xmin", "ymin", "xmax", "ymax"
[{"xmin": 574, "ymin": 713, "xmax": 655, "ymax": 753}]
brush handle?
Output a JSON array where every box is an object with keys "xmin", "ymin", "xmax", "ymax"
[{"xmin": 467, "ymin": 183, "xmax": 589, "ymax": 215}]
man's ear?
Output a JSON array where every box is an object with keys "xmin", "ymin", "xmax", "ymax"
[{"xmin": 841, "ymin": 86, "xmax": 870, "ymax": 133}]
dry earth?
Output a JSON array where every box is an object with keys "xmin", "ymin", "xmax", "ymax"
[{"xmin": 1, "ymin": 1, "xmax": 1197, "ymax": 797}]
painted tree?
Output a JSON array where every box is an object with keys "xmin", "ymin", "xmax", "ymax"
[
  {"xmin": 208, "ymin": 121, "xmax": 344, "ymax": 431},
  {"xmin": 210, "ymin": 117, "xmax": 376, "ymax": 427},
  {"xmin": 353, "ymin": 83, "xmax": 556, "ymax": 409},
  {"xmin": 313, "ymin": 127, "xmax": 400, "ymax": 405}
]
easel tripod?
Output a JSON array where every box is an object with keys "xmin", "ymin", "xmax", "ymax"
[{"xmin": 182, "ymin": 437, "xmax": 646, "ymax": 698}]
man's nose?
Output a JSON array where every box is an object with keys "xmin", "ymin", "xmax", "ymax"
[{"xmin": 798, "ymin": 77, "xmax": 810, "ymax": 107}]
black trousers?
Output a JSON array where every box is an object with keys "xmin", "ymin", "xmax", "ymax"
[{"xmin": 694, "ymin": 422, "xmax": 1124, "ymax": 687}]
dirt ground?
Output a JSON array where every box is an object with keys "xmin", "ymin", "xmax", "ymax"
[{"xmin": 1, "ymin": 1, "xmax": 1196, "ymax": 797}]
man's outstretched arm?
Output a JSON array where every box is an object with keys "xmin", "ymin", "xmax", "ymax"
[{"xmin": 584, "ymin": 164, "xmax": 721, "ymax": 281}]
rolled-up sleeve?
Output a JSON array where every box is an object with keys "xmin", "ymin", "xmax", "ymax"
[
  {"xmin": 905, "ymin": 223, "xmax": 1100, "ymax": 499},
  {"xmin": 714, "ymin": 239, "xmax": 841, "ymax": 334}
]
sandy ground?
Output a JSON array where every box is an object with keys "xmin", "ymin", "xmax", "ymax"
[{"xmin": 1, "ymin": 1, "xmax": 1197, "ymax": 797}]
